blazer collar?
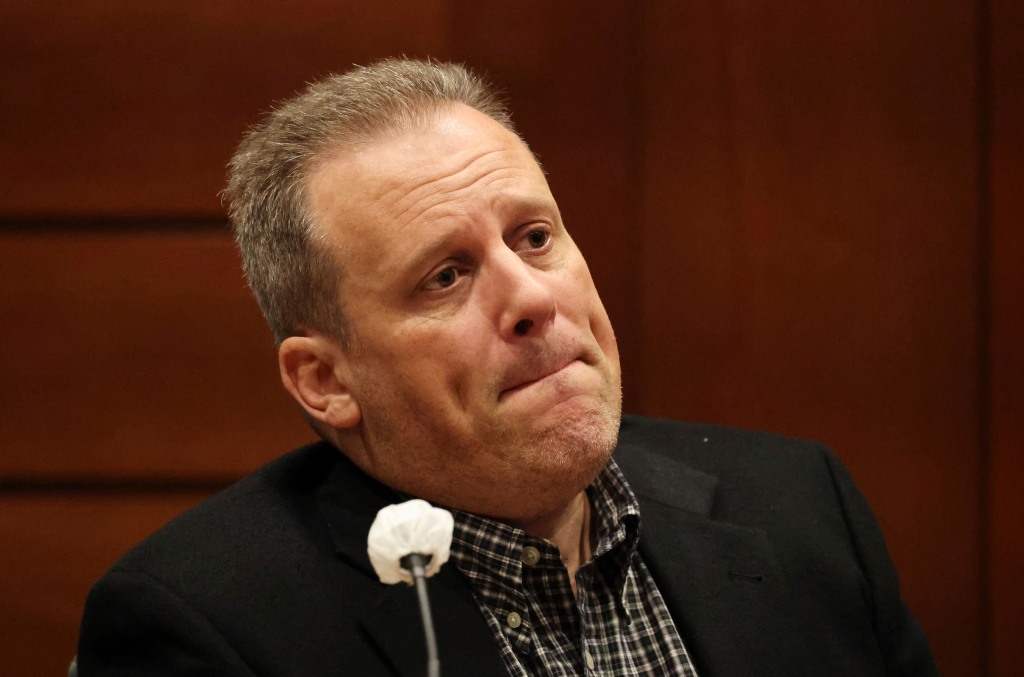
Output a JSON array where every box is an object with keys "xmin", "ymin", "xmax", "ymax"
[{"xmin": 614, "ymin": 437, "xmax": 813, "ymax": 677}]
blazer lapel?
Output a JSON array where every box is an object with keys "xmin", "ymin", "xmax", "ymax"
[
  {"xmin": 616, "ymin": 442, "xmax": 813, "ymax": 677},
  {"xmin": 316, "ymin": 454, "xmax": 507, "ymax": 677},
  {"xmin": 360, "ymin": 566, "xmax": 509, "ymax": 677}
]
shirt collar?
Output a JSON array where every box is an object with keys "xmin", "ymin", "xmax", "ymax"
[{"xmin": 448, "ymin": 458, "xmax": 642, "ymax": 594}]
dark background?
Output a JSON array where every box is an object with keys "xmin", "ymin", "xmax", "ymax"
[{"xmin": 1, "ymin": 2, "xmax": 1020, "ymax": 675}]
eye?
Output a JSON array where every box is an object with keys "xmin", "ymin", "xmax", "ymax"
[
  {"xmin": 525, "ymin": 229, "xmax": 549, "ymax": 249},
  {"xmin": 422, "ymin": 265, "xmax": 461, "ymax": 291}
]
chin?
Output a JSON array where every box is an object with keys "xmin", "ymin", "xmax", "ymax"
[
  {"xmin": 526, "ymin": 398, "xmax": 621, "ymax": 492},
  {"xmin": 463, "ymin": 394, "xmax": 620, "ymax": 522}
]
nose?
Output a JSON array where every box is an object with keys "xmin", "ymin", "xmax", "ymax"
[{"xmin": 490, "ymin": 250, "xmax": 556, "ymax": 339}]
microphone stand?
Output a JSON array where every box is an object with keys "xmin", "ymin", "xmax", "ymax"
[{"xmin": 401, "ymin": 553, "xmax": 441, "ymax": 677}]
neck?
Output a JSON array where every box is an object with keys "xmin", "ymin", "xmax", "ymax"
[{"xmin": 507, "ymin": 491, "xmax": 594, "ymax": 597}]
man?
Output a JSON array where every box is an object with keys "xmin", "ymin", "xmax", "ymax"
[{"xmin": 78, "ymin": 59, "xmax": 938, "ymax": 676}]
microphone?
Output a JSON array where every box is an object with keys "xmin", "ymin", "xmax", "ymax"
[{"xmin": 368, "ymin": 499, "xmax": 454, "ymax": 677}]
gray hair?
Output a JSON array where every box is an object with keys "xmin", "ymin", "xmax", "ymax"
[{"xmin": 225, "ymin": 58, "xmax": 518, "ymax": 346}]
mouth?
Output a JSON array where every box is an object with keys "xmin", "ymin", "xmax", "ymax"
[{"xmin": 498, "ymin": 357, "xmax": 581, "ymax": 402}]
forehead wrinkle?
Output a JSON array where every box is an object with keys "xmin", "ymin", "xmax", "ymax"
[{"xmin": 379, "ymin": 146, "xmax": 514, "ymax": 229}]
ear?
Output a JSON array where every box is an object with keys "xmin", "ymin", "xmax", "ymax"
[{"xmin": 278, "ymin": 334, "xmax": 361, "ymax": 430}]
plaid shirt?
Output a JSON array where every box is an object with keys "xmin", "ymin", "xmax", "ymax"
[{"xmin": 449, "ymin": 459, "xmax": 698, "ymax": 676}]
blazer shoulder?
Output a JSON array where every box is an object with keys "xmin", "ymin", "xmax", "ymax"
[
  {"xmin": 615, "ymin": 414, "xmax": 856, "ymax": 524},
  {"xmin": 108, "ymin": 440, "xmax": 338, "ymax": 580},
  {"xmin": 79, "ymin": 440, "xmax": 416, "ymax": 675},
  {"xmin": 617, "ymin": 413, "xmax": 829, "ymax": 470}
]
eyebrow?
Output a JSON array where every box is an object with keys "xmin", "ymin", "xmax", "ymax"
[
  {"xmin": 503, "ymin": 195, "xmax": 558, "ymax": 220},
  {"xmin": 405, "ymin": 230, "xmax": 463, "ymax": 279}
]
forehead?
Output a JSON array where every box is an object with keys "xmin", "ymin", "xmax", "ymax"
[{"xmin": 306, "ymin": 106, "xmax": 552, "ymax": 242}]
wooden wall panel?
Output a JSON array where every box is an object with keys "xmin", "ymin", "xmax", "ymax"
[
  {"xmin": 0, "ymin": 229, "xmax": 313, "ymax": 478},
  {"xmin": 638, "ymin": 3, "xmax": 980, "ymax": 674},
  {"xmin": 0, "ymin": 492, "xmax": 216, "ymax": 677},
  {"xmin": 990, "ymin": 0, "xmax": 1024, "ymax": 674},
  {"xmin": 0, "ymin": 0, "xmax": 448, "ymax": 215}
]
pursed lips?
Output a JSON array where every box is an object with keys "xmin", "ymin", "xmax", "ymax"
[{"xmin": 498, "ymin": 356, "xmax": 581, "ymax": 401}]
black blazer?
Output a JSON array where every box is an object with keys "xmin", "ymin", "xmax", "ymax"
[{"xmin": 78, "ymin": 416, "xmax": 938, "ymax": 676}]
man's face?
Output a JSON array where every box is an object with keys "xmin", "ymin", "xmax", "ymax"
[{"xmin": 306, "ymin": 105, "xmax": 621, "ymax": 522}]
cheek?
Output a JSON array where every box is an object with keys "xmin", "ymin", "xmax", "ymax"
[
  {"xmin": 563, "ymin": 262, "xmax": 620, "ymax": 363},
  {"xmin": 562, "ymin": 260, "xmax": 612, "ymax": 324},
  {"xmin": 388, "ymin": 322, "xmax": 487, "ymax": 400},
  {"xmin": 591, "ymin": 308, "xmax": 620, "ymax": 373}
]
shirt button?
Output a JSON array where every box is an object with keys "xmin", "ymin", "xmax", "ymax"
[
  {"xmin": 521, "ymin": 546, "xmax": 541, "ymax": 566},
  {"xmin": 506, "ymin": 611, "xmax": 522, "ymax": 629},
  {"xmin": 584, "ymin": 648, "xmax": 595, "ymax": 670}
]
